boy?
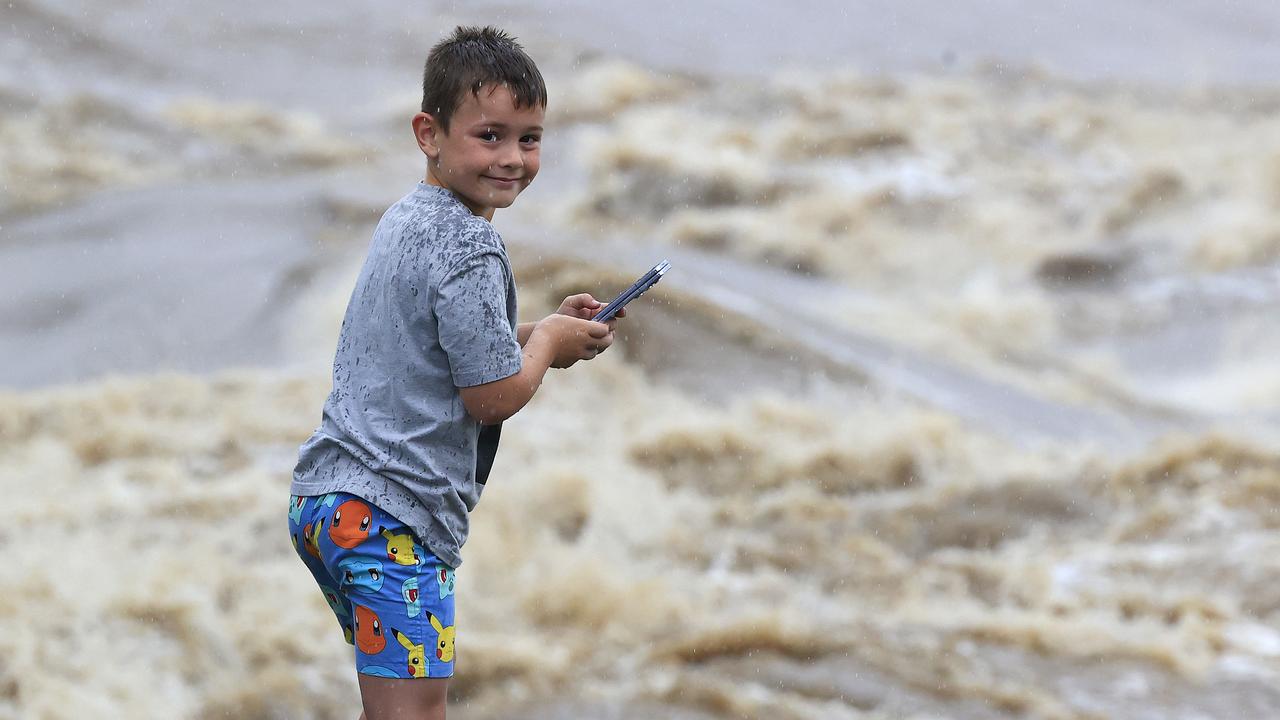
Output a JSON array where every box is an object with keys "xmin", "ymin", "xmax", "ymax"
[{"xmin": 287, "ymin": 26, "xmax": 621, "ymax": 720}]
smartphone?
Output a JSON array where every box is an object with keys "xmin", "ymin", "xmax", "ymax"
[{"xmin": 591, "ymin": 260, "xmax": 671, "ymax": 323}]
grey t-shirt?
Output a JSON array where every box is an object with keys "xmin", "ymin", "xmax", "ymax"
[{"xmin": 290, "ymin": 182, "xmax": 522, "ymax": 568}]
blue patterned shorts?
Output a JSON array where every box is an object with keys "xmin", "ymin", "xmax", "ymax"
[{"xmin": 288, "ymin": 492, "xmax": 457, "ymax": 679}]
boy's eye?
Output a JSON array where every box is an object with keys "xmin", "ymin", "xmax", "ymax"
[
  {"xmin": 521, "ymin": 135, "xmax": 541, "ymax": 145},
  {"xmin": 479, "ymin": 131, "xmax": 499, "ymax": 142}
]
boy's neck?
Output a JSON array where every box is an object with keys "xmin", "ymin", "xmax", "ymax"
[{"xmin": 424, "ymin": 171, "xmax": 495, "ymax": 221}]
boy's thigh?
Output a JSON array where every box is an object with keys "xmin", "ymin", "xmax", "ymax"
[
  {"xmin": 358, "ymin": 674, "xmax": 449, "ymax": 720},
  {"xmin": 291, "ymin": 492, "xmax": 458, "ymax": 679}
]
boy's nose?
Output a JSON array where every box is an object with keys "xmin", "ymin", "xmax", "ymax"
[{"xmin": 497, "ymin": 143, "xmax": 524, "ymax": 169}]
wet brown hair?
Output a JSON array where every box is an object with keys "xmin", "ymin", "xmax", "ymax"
[{"xmin": 421, "ymin": 25, "xmax": 548, "ymax": 133}]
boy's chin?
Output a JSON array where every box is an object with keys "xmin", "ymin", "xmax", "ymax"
[{"xmin": 487, "ymin": 192, "xmax": 523, "ymax": 209}]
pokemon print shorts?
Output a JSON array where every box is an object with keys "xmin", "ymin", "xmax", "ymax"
[{"xmin": 288, "ymin": 492, "xmax": 457, "ymax": 679}]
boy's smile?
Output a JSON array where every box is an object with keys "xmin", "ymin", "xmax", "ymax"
[{"xmin": 413, "ymin": 84, "xmax": 544, "ymax": 220}]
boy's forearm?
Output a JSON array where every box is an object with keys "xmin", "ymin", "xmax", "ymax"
[
  {"xmin": 517, "ymin": 328, "xmax": 555, "ymax": 387},
  {"xmin": 517, "ymin": 322, "xmax": 536, "ymax": 347}
]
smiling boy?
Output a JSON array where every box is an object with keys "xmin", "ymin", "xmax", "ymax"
[{"xmin": 287, "ymin": 26, "xmax": 620, "ymax": 720}]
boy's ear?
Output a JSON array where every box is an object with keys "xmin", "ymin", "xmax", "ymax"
[{"xmin": 412, "ymin": 112, "xmax": 443, "ymax": 159}]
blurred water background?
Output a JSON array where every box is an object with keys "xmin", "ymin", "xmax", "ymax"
[{"xmin": 4, "ymin": 1, "xmax": 1280, "ymax": 718}]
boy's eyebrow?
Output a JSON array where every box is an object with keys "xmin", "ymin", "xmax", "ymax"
[{"xmin": 471, "ymin": 121, "xmax": 544, "ymax": 132}]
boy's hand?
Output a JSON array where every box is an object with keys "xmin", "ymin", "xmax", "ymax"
[
  {"xmin": 557, "ymin": 293, "xmax": 625, "ymax": 333},
  {"xmin": 536, "ymin": 313, "xmax": 614, "ymax": 368}
]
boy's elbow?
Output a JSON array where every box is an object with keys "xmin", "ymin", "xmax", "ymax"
[
  {"xmin": 461, "ymin": 396, "xmax": 512, "ymax": 425},
  {"xmin": 459, "ymin": 377, "xmax": 528, "ymax": 425},
  {"xmin": 474, "ymin": 406, "xmax": 513, "ymax": 425}
]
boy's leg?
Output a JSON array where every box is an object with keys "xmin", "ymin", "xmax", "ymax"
[{"xmin": 357, "ymin": 675, "xmax": 449, "ymax": 720}]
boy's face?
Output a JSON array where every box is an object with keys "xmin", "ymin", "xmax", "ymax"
[{"xmin": 413, "ymin": 84, "xmax": 544, "ymax": 220}]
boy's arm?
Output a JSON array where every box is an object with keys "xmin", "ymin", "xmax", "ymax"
[
  {"xmin": 459, "ymin": 315, "xmax": 610, "ymax": 425},
  {"xmin": 459, "ymin": 331, "xmax": 554, "ymax": 425}
]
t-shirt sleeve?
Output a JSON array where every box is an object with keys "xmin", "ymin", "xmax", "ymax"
[{"xmin": 434, "ymin": 249, "xmax": 523, "ymax": 388}]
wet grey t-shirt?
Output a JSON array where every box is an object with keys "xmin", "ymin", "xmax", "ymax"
[{"xmin": 290, "ymin": 182, "xmax": 522, "ymax": 568}]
